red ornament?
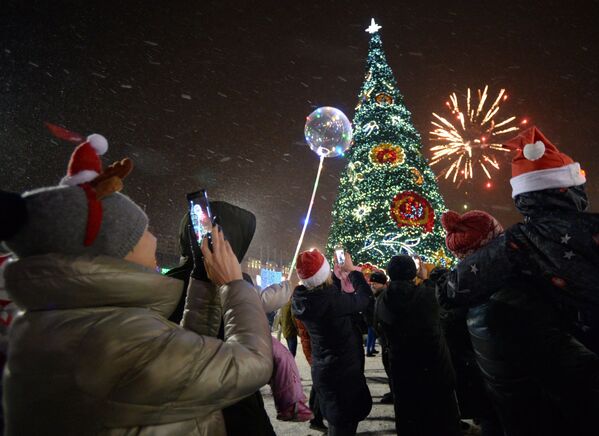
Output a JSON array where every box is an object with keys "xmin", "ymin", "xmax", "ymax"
[
  {"xmin": 369, "ymin": 143, "xmax": 405, "ymax": 166},
  {"xmin": 390, "ymin": 191, "xmax": 435, "ymax": 232}
]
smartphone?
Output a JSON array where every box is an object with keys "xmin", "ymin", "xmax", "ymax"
[
  {"xmin": 335, "ymin": 245, "xmax": 345, "ymax": 265},
  {"xmin": 187, "ymin": 189, "xmax": 212, "ymax": 244},
  {"xmin": 412, "ymin": 255, "xmax": 421, "ymax": 270}
]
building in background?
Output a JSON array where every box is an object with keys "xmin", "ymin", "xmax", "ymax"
[{"xmin": 245, "ymin": 257, "xmax": 290, "ymax": 289}]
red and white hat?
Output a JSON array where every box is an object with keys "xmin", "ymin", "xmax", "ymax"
[
  {"xmin": 296, "ymin": 248, "xmax": 331, "ymax": 289},
  {"xmin": 502, "ymin": 126, "xmax": 586, "ymax": 198},
  {"xmin": 60, "ymin": 134, "xmax": 108, "ymax": 186}
]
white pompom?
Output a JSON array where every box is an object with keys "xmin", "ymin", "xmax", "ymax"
[
  {"xmin": 87, "ymin": 133, "xmax": 108, "ymax": 155},
  {"xmin": 523, "ymin": 140, "xmax": 545, "ymax": 161}
]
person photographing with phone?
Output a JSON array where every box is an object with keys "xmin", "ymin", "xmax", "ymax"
[
  {"xmin": 0, "ymin": 139, "xmax": 273, "ymax": 435},
  {"xmin": 291, "ymin": 248, "xmax": 373, "ymax": 436}
]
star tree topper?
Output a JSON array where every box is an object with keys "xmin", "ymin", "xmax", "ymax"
[{"xmin": 365, "ymin": 18, "xmax": 382, "ymax": 34}]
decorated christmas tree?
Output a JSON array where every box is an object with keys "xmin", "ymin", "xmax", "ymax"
[{"xmin": 326, "ymin": 19, "xmax": 452, "ymax": 268}]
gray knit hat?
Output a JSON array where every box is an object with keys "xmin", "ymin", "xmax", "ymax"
[{"xmin": 4, "ymin": 185, "xmax": 148, "ymax": 259}]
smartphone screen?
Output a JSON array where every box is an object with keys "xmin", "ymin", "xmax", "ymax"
[
  {"xmin": 335, "ymin": 247, "xmax": 345, "ymax": 265},
  {"xmin": 187, "ymin": 190, "xmax": 212, "ymax": 244}
]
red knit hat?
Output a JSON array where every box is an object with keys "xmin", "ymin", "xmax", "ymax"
[
  {"xmin": 441, "ymin": 210, "xmax": 503, "ymax": 259},
  {"xmin": 296, "ymin": 248, "xmax": 331, "ymax": 289},
  {"xmin": 502, "ymin": 126, "xmax": 585, "ymax": 197},
  {"xmin": 60, "ymin": 134, "xmax": 108, "ymax": 186}
]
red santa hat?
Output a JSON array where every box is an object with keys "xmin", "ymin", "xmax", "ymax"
[
  {"xmin": 441, "ymin": 210, "xmax": 503, "ymax": 259},
  {"xmin": 296, "ymin": 248, "xmax": 331, "ymax": 289},
  {"xmin": 502, "ymin": 126, "xmax": 586, "ymax": 198},
  {"xmin": 60, "ymin": 134, "xmax": 108, "ymax": 186}
]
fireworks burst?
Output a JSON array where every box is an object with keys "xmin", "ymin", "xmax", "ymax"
[{"xmin": 429, "ymin": 86, "xmax": 521, "ymax": 185}]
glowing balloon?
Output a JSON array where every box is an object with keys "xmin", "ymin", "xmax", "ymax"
[{"xmin": 304, "ymin": 106, "xmax": 353, "ymax": 158}]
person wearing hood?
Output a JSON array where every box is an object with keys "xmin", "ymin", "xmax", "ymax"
[
  {"xmin": 0, "ymin": 136, "xmax": 273, "ymax": 436},
  {"xmin": 168, "ymin": 206, "xmax": 293, "ymax": 324},
  {"xmin": 375, "ymin": 255, "xmax": 461, "ymax": 436},
  {"xmin": 435, "ymin": 126, "xmax": 599, "ymax": 436},
  {"xmin": 292, "ymin": 249, "xmax": 372, "ymax": 436},
  {"xmin": 170, "ymin": 203, "xmax": 312, "ymax": 429}
]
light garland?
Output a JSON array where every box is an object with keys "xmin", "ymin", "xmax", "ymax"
[{"xmin": 326, "ymin": 25, "xmax": 453, "ymax": 267}]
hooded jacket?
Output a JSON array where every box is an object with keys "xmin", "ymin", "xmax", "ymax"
[
  {"xmin": 291, "ymin": 270, "xmax": 373, "ymax": 425},
  {"xmin": 170, "ymin": 202, "xmax": 291, "ymax": 324},
  {"xmin": 3, "ymin": 254, "xmax": 272, "ymax": 436}
]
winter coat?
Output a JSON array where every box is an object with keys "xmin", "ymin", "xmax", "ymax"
[
  {"xmin": 432, "ymin": 184, "xmax": 599, "ymax": 436},
  {"xmin": 376, "ymin": 278, "xmax": 460, "ymax": 436},
  {"xmin": 2, "ymin": 254, "xmax": 273, "ymax": 436},
  {"xmin": 291, "ymin": 271, "xmax": 373, "ymax": 425},
  {"xmin": 175, "ymin": 202, "xmax": 282, "ymax": 436},
  {"xmin": 466, "ymin": 279, "xmax": 598, "ymax": 436},
  {"xmin": 437, "ymin": 186, "xmax": 599, "ymax": 316},
  {"xmin": 440, "ymin": 306, "xmax": 497, "ymax": 421},
  {"xmin": 279, "ymin": 300, "xmax": 298, "ymax": 339}
]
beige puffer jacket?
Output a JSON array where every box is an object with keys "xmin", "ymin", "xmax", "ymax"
[{"xmin": 2, "ymin": 254, "xmax": 273, "ymax": 436}]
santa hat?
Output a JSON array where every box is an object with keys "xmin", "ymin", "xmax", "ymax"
[
  {"xmin": 60, "ymin": 134, "xmax": 108, "ymax": 186},
  {"xmin": 441, "ymin": 210, "xmax": 503, "ymax": 259},
  {"xmin": 502, "ymin": 126, "xmax": 586, "ymax": 198},
  {"xmin": 296, "ymin": 249, "xmax": 331, "ymax": 289}
]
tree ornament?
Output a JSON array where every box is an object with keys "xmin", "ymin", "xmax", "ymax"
[
  {"xmin": 359, "ymin": 87, "xmax": 374, "ymax": 105},
  {"xmin": 389, "ymin": 191, "xmax": 435, "ymax": 232},
  {"xmin": 410, "ymin": 167, "xmax": 424, "ymax": 185},
  {"xmin": 347, "ymin": 161, "xmax": 365, "ymax": 184},
  {"xmin": 363, "ymin": 121, "xmax": 379, "ymax": 136},
  {"xmin": 353, "ymin": 203, "xmax": 372, "ymax": 221},
  {"xmin": 375, "ymin": 92, "xmax": 393, "ymax": 105},
  {"xmin": 370, "ymin": 143, "xmax": 405, "ymax": 166},
  {"xmin": 390, "ymin": 115, "xmax": 402, "ymax": 126},
  {"xmin": 432, "ymin": 247, "xmax": 454, "ymax": 268}
]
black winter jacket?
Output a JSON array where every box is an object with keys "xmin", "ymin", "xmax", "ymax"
[
  {"xmin": 291, "ymin": 271, "xmax": 373, "ymax": 425},
  {"xmin": 376, "ymin": 278, "xmax": 461, "ymax": 436}
]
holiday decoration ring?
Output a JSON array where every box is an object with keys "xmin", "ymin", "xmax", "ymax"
[
  {"xmin": 370, "ymin": 143, "xmax": 405, "ymax": 166},
  {"xmin": 390, "ymin": 191, "xmax": 435, "ymax": 232},
  {"xmin": 375, "ymin": 92, "xmax": 393, "ymax": 105}
]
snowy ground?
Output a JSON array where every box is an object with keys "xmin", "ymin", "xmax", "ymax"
[{"xmin": 261, "ymin": 336, "xmax": 397, "ymax": 435}]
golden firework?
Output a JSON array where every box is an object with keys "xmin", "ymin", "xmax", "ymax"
[{"xmin": 429, "ymin": 86, "xmax": 520, "ymax": 185}]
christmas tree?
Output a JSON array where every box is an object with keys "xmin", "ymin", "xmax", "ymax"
[{"xmin": 326, "ymin": 19, "xmax": 452, "ymax": 268}]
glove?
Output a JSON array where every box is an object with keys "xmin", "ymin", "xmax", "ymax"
[{"xmin": 187, "ymin": 223, "xmax": 209, "ymax": 281}]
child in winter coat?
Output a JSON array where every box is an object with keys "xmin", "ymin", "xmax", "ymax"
[{"xmin": 0, "ymin": 136, "xmax": 273, "ymax": 436}]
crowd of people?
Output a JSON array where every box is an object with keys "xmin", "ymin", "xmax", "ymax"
[{"xmin": 0, "ymin": 124, "xmax": 597, "ymax": 436}]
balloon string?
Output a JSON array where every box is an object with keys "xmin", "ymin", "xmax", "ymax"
[{"xmin": 288, "ymin": 154, "xmax": 326, "ymax": 278}]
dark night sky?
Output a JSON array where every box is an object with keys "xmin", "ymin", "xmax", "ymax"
[{"xmin": 2, "ymin": 0, "xmax": 598, "ymax": 263}]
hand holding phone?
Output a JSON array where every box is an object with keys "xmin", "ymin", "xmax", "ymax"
[{"xmin": 201, "ymin": 223, "xmax": 243, "ymax": 286}]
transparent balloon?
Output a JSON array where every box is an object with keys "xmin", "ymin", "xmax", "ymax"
[{"xmin": 304, "ymin": 106, "xmax": 353, "ymax": 158}]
